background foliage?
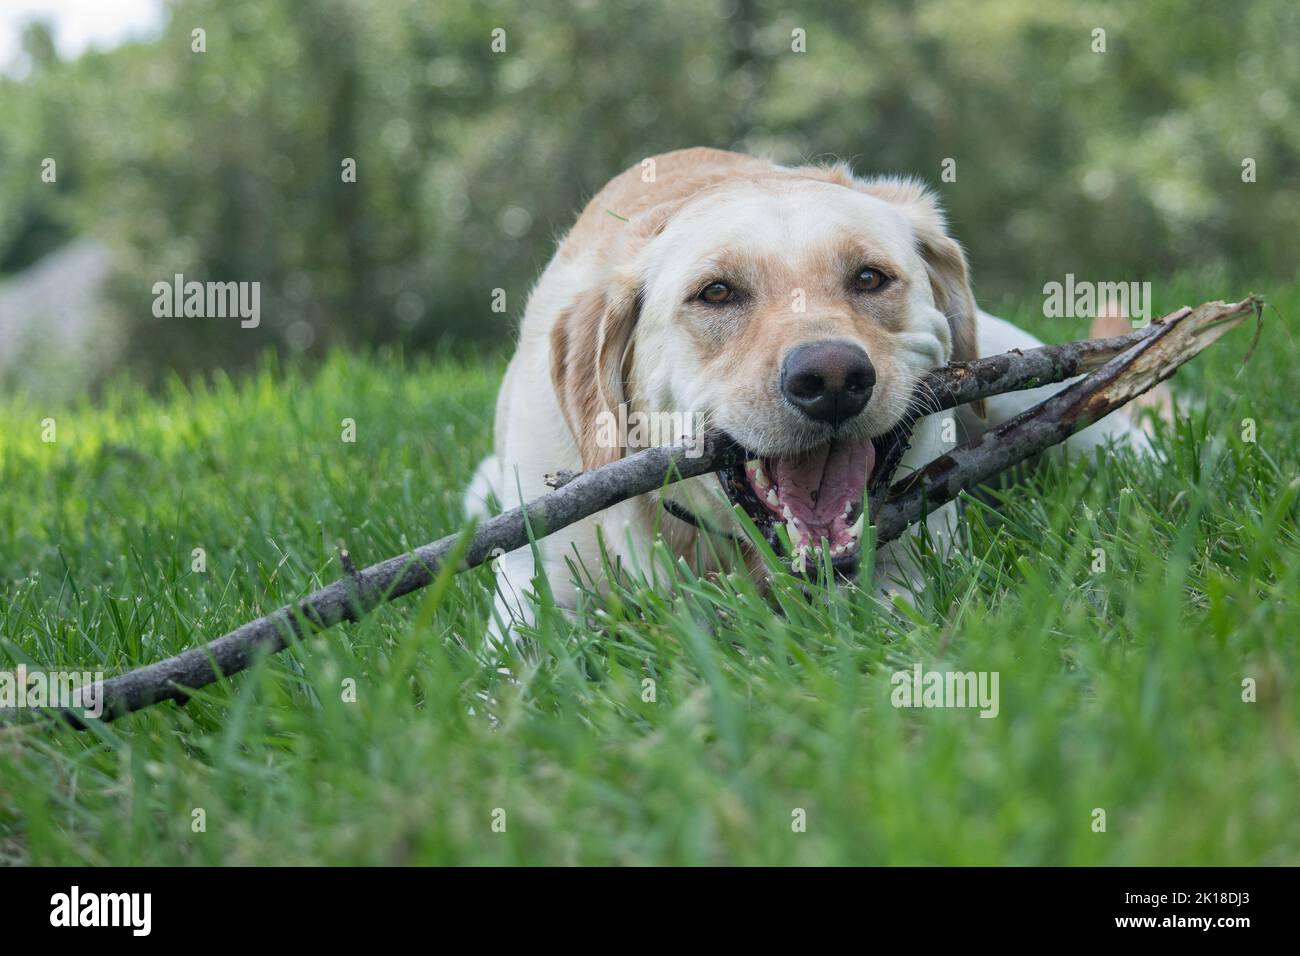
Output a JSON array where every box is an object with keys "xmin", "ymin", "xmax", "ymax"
[{"xmin": 1, "ymin": 0, "xmax": 1297, "ymax": 392}]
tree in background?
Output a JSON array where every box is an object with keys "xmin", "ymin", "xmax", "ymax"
[{"xmin": 0, "ymin": 0, "xmax": 1295, "ymax": 389}]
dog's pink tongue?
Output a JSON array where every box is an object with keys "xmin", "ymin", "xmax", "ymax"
[{"xmin": 772, "ymin": 439, "xmax": 874, "ymax": 530}]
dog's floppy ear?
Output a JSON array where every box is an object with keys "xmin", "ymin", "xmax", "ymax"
[
  {"xmin": 856, "ymin": 175, "xmax": 984, "ymax": 416},
  {"xmin": 550, "ymin": 279, "xmax": 640, "ymax": 468}
]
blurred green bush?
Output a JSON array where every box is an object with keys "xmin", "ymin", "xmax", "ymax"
[{"xmin": 1, "ymin": 0, "xmax": 1296, "ymax": 387}]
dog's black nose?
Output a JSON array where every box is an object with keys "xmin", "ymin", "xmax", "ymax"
[{"xmin": 780, "ymin": 340, "xmax": 875, "ymax": 426}]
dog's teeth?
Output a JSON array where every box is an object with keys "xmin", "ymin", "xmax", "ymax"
[
  {"xmin": 766, "ymin": 488, "xmax": 779, "ymax": 507},
  {"xmin": 781, "ymin": 505, "xmax": 794, "ymax": 521},
  {"xmin": 785, "ymin": 519, "xmax": 805, "ymax": 547},
  {"xmin": 848, "ymin": 513, "xmax": 865, "ymax": 539}
]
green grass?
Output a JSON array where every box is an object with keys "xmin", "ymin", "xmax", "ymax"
[{"xmin": 1, "ymin": 277, "xmax": 1297, "ymax": 865}]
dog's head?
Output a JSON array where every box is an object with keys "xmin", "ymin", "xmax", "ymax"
[{"xmin": 551, "ymin": 161, "xmax": 978, "ymax": 575}]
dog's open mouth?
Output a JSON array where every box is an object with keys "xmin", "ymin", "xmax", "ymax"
[{"xmin": 718, "ymin": 428, "xmax": 911, "ymax": 576}]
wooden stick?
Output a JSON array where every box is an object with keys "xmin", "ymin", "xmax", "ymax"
[
  {"xmin": 6, "ymin": 433, "xmax": 742, "ymax": 728},
  {"xmin": 0, "ymin": 298, "xmax": 1255, "ymax": 729},
  {"xmin": 871, "ymin": 297, "xmax": 1255, "ymax": 539}
]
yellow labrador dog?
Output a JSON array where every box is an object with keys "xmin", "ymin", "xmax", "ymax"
[{"xmin": 466, "ymin": 148, "xmax": 1151, "ymax": 640}]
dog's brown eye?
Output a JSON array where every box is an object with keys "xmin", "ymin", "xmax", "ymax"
[
  {"xmin": 854, "ymin": 268, "xmax": 888, "ymax": 292},
  {"xmin": 699, "ymin": 282, "xmax": 735, "ymax": 304}
]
